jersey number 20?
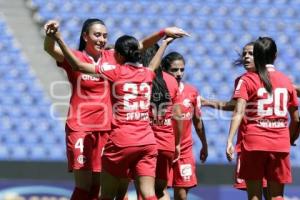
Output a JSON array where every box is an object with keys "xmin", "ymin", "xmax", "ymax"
[{"xmin": 257, "ymin": 88, "xmax": 288, "ymax": 117}]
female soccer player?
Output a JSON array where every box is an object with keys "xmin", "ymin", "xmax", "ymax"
[
  {"xmin": 226, "ymin": 37, "xmax": 299, "ymax": 200},
  {"xmin": 44, "ymin": 19, "xmax": 188, "ymax": 200},
  {"xmin": 45, "ymin": 22, "xmax": 188, "ymax": 200},
  {"xmin": 162, "ymin": 52, "xmax": 207, "ymax": 200},
  {"xmin": 146, "ymin": 46, "xmax": 183, "ymax": 200},
  {"xmin": 202, "ymin": 42, "xmax": 270, "ymax": 200}
]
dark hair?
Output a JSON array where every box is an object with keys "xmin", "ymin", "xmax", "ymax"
[
  {"xmin": 78, "ymin": 18, "xmax": 106, "ymax": 51},
  {"xmin": 161, "ymin": 52, "xmax": 185, "ymax": 72},
  {"xmin": 254, "ymin": 37, "xmax": 277, "ymax": 94},
  {"xmin": 141, "ymin": 44, "xmax": 159, "ymax": 66},
  {"xmin": 233, "ymin": 41, "xmax": 255, "ymax": 66},
  {"xmin": 140, "ymin": 44, "xmax": 171, "ymax": 112},
  {"xmin": 114, "ymin": 35, "xmax": 141, "ymax": 63}
]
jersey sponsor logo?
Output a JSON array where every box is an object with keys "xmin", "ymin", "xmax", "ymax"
[
  {"xmin": 81, "ymin": 74, "xmax": 100, "ymax": 81},
  {"xmin": 180, "ymin": 112, "xmax": 192, "ymax": 120},
  {"xmin": 183, "ymin": 99, "xmax": 191, "ymax": 108},
  {"xmin": 77, "ymin": 155, "xmax": 86, "ymax": 164},
  {"xmin": 101, "ymin": 62, "xmax": 116, "ymax": 71}
]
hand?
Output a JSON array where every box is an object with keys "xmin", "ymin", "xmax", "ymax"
[
  {"xmin": 44, "ymin": 20, "xmax": 61, "ymax": 39},
  {"xmin": 200, "ymin": 145, "xmax": 208, "ymax": 163},
  {"xmin": 162, "ymin": 36, "xmax": 176, "ymax": 45},
  {"xmin": 173, "ymin": 144, "xmax": 181, "ymax": 163},
  {"xmin": 226, "ymin": 141, "xmax": 235, "ymax": 162},
  {"xmin": 164, "ymin": 27, "xmax": 190, "ymax": 38}
]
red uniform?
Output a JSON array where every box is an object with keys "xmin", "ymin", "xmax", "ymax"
[
  {"xmin": 169, "ymin": 82, "xmax": 200, "ymax": 188},
  {"xmin": 95, "ymin": 58, "xmax": 157, "ymax": 178},
  {"xmin": 150, "ymin": 72, "xmax": 180, "ymax": 181},
  {"xmin": 233, "ymin": 65, "xmax": 298, "ymax": 183},
  {"xmin": 58, "ymin": 49, "xmax": 114, "ymax": 172}
]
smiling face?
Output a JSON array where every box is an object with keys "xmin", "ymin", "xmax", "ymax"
[
  {"xmin": 242, "ymin": 44, "xmax": 255, "ymax": 72},
  {"xmin": 83, "ymin": 23, "xmax": 108, "ymax": 56}
]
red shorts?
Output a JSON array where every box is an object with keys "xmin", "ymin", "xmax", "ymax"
[
  {"xmin": 155, "ymin": 150, "xmax": 174, "ymax": 181},
  {"xmin": 239, "ymin": 150, "xmax": 292, "ymax": 184},
  {"xmin": 66, "ymin": 126, "xmax": 109, "ymax": 172},
  {"xmin": 169, "ymin": 155, "xmax": 197, "ymax": 188},
  {"xmin": 234, "ymin": 153, "xmax": 267, "ymax": 190},
  {"xmin": 102, "ymin": 140, "xmax": 157, "ymax": 179}
]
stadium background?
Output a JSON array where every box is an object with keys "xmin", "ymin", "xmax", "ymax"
[{"xmin": 0, "ymin": 0, "xmax": 300, "ymax": 199}]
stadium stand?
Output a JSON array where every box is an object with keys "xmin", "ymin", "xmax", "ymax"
[{"xmin": 0, "ymin": 16, "xmax": 65, "ymax": 161}]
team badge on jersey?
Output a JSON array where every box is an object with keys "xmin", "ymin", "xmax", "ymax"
[
  {"xmin": 77, "ymin": 155, "xmax": 87, "ymax": 164},
  {"xmin": 183, "ymin": 99, "xmax": 191, "ymax": 108}
]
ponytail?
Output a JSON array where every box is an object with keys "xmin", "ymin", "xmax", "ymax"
[{"xmin": 254, "ymin": 37, "xmax": 277, "ymax": 94}]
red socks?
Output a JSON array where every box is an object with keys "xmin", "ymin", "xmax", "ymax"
[{"xmin": 70, "ymin": 187, "xmax": 89, "ymax": 200}]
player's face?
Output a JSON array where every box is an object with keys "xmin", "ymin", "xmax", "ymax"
[
  {"xmin": 84, "ymin": 24, "xmax": 108, "ymax": 55},
  {"xmin": 167, "ymin": 59, "xmax": 185, "ymax": 82},
  {"xmin": 242, "ymin": 45, "xmax": 255, "ymax": 72}
]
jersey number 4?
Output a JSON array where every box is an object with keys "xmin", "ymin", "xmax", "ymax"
[{"xmin": 257, "ymin": 88, "xmax": 288, "ymax": 117}]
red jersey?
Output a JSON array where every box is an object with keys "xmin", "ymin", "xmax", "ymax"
[
  {"xmin": 174, "ymin": 82, "xmax": 201, "ymax": 158},
  {"xmin": 150, "ymin": 72, "xmax": 180, "ymax": 152},
  {"xmin": 57, "ymin": 50, "xmax": 114, "ymax": 131},
  {"xmin": 233, "ymin": 65, "xmax": 298, "ymax": 152},
  {"xmin": 232, "ymin": 76, "xmax": 247, "ymax": 153},
  {"xmin": 95, "ymin": 60, "xmax": 156, "ymax": 147}
]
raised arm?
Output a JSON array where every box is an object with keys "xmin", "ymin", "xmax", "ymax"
[
  {"xmin": 45, "ymin": 22, "xmax": 95, "ymax": 73},
  {"xmin": 139, "ymin": 27, "xmax": 189, "ymax": 51},
  {"xmin": 226, "ymin": 98, "xmax": 246, "ymax": 162},
  {"xmin": 201, "ymin": 98, "xmax": 237, "ymax": 111},
  {"xmin": 148, "ymin": 37, "xmax": 175, "ymax": 71},
  {"xmin": 192, "ymin": 114, "xmax": 208, "ymax": 163},
  {"xmin": 43, "ymin": 20, "xmax": 64, "ymax": 62}
]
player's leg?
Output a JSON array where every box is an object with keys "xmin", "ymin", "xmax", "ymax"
[
  {"xmin": 155, "ymin": 150, "xmax": 173, "ymax": 200},
  {"xmin": 267, "ymin": 181, "xmax": 284, "ymax": 200},
  {"xmin": 172, "ymin": 156, "xmax": 197, "ymax": 200},
  {"xmin": 174, "ymin": 187, "xmax": 189, "ymax": 200},
  {"xmin": 135, "ymin": 144, "xmax": 158, "ymax": 200},
  {"xmin": 155, "ymin": 179, "xmax": 170, "ymax": 200},
  {"xmin": 246, "ymin": 180, "xmax": 263, "ymax": 200},
  {"xmin": 136, "ymin": 176, "xmax": 157, "ymax": 200},
  {"xmin": 66, "ymin": 128, "xmax": 95, "ymax": 200}
]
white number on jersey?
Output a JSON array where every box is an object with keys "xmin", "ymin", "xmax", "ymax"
[
  {"xmin": 123, "ymin": 83, "xmax": 151, "ymax": 110},
  {"xmin": 257, "ymin": 88, "xmax": 288, "ymax": 117},
  {"xmin": 75, "ymin": 138, "xmax": 84, "ymax": 153}
]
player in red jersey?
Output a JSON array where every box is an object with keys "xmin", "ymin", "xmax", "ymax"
[
  {"xmin": 44, "ymin": 18, "xmax": 113, "ymax": 200},
  {"xmin": 226, "ymin": 37, "xmax": 299, "ymax": 200},
  {"xmin": 45, "ymin": 22, "xmax": 188, "ymax": 200},
  {"xmin": 202, "ymin": 42, "xmax": 270, "ymax": 200},
  {"xmin": 44, "ymin": 19, "xmax": 188, "ymax": 200},
  {"xmin": 161, "ymin": 52, "xmax": 207, "ymax": 200},
  {"xmin": 144, "ymin": 46, "xmax": 183, "ymax": 200}
]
